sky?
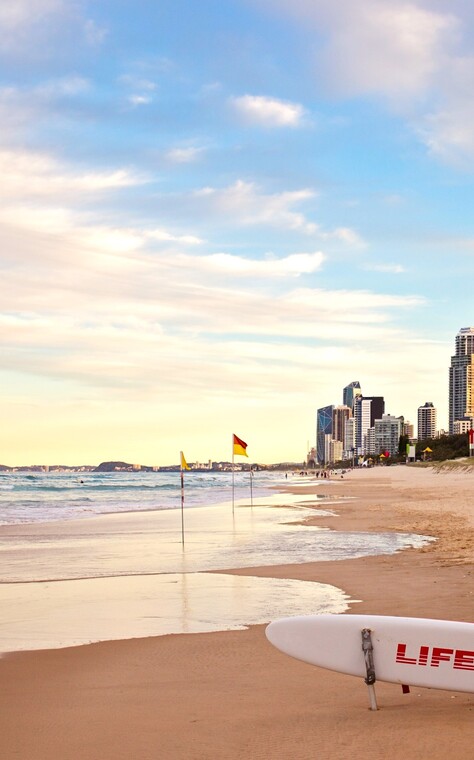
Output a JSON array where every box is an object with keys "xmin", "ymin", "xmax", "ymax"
[{"xmin": 1, "ymin": 0, "xmax": 474, "ymax": 466}]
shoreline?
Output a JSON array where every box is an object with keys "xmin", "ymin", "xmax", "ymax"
[{"xmin": 1, "ymin": 465, "xmax": 474, "ymax": 759}]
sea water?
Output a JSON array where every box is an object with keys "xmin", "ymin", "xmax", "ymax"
[
  {"xmin": 0, "ymin": 472, "xmax": 435, "ymax": 652},
  {"xmin": 0, "ymin": 469, "xmax": 283, "ymax": 524}
]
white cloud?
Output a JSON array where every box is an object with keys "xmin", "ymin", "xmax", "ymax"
[
  {"xmin": 0, "ymin": 148, "xmax": 146, "ymax": 201},
  {"xmin": 231, "ymin": 94, "xmax": 305, "ymax": 127},
  {"xmin": 119, "ymin": 74, "xmax": 157, "ymax": 107},
  {"xmin": 35, "ymin": 76, "xmax": 91, "ymax": 97},
  {"xmin": 148, "ymin": 229, "xmax": 203, "ymax": 245},
  {"xmin": 363, "ymin": 263, "xmax": 406, "ymax": 274},
  {"xmin": 418, "ymin": 96, "xmax": 474, "ymax": 162},
  {"xmin": 192, "ymin": 180, "xmax": 363, "ymax": 243},
  {"xmin": 320, "ymin": 1, "xmax": 457, "ymax": 105},
  {"xmin": 263, "ymin": 0, "xmax": 457, "ymax": 104},
  {"xmin": 84, "ymin": 19, "xmax": 108, "ymax": 46},
  {"xmin": 190, "ymin": 251, "xmax": 325, "ymax": 277},
  {"xmin": 129, "ymin": 94, "xmax": 153, "ymax": 106},
  {"xmin": 194, "ymin": 180, "xmax": 318, "ymax": 233},
  {"xmin": 166, "ymin": 146, "xmax": 206, "ymax": 163},
  {"xmin": 323, "ymin": 227, "xmax": 367, "ymax": 247},
  {"xmin": 258, "ymin": 0, "xmax": 474, "ymax": 163},
  {"xmin": 0, "ymin": 0, "xmax": 64, "ymax": 30}
]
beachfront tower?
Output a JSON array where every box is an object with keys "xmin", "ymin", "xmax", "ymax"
[
  {"xmin": 343, "ymin": 381, "xmax": 362, "ymax": 411},
  {"xmin": 316, "ymin": 405, "xmax": 334, "ymax": 465},
  {"xmin": 332, "ymin": 405, "xmax": 351, "ymax": 449},
  {"xmin": 374, "ymin": 414, "xmax": 403, "ymax": 457},
  {"xmin": 354, "ymin": 396, "xmax": 385, "ymax": 454},
  {"xmin": 417, "ymin": 402, "xmax": 437, "ymax": 440},
  {"xmin": 449, "ymin": 327, "xmax": 474, "ymax": 434}
]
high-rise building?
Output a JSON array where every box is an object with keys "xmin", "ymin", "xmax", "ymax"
[
  {"xmin": 374, "ymin": 414, "xmax": 403, "ymax": 457},
  {"xmin": 453, "ymin": 417, "xmax": 474, "ymax": 434},
  {"xmin": 449, "ymin": 327, "xmax": 474, "ymax": 434},
  {"xmin": 417, "ymin": 402, "xmax": 437, "ymax": 440},
  {"xmin": 329, "ymin": 439, "xmax": 343, "ymax": 464},
  {"xmin": 343, "ymin": 418, "xmax": 356, "ymax": 459},
  {"xmin": 316, "ymin": 405, "xmax": 334, "ymax": 465},
  {"xmin": 343, "ymin": 381, "xmax": 362, "ymax": 411},
  {"xmin": 332, "ymin": 405, "xmax": 351, "ymax": 448},
  {"xmin": 354, "ymin": 396, "xmax": 385, "ymax": 454}
]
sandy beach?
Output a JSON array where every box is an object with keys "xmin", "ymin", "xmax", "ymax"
[{"xmin": 1, "ymin": 464, "xmax": 474, "ymax": 759}]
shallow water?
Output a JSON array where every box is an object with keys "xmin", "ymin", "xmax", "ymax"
[
  {"xmin": 0, "ymin": 490, "xmax": 434, "ymax": 653},
  {"xmin": 0, "ymin": 493, "xmax": 432, "ymax": 583},
  {"xmin": 0, "ymin": 572, "xmax": 354, "ymax": 652}
]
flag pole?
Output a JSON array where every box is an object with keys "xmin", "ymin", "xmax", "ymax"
[
  {"xmin": 232, "ymin": 435, "xmax": 235, "ymax": 515},
  {"xmin": 250, "ymin": 468, "xmax": 253, "ymax": 507},
  {"xmin": 179, "ymin": 452, "xmax": 185, "ymax": 547}
]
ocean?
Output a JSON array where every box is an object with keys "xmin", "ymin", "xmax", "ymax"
[
  {"xmin": 0, "ymin": 469, "xmax": 281, "ymax": 525},
  {"xmin": 0, "ymin": 471, "xmax": 435, "ymax": 652}
]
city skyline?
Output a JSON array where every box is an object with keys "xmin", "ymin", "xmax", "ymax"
[
  {"xmin": 317, "ymin": 326, "xmax": 474, "ymax": 463},
  {"xmin": 1, "ymin": 2, "xmax": 474, "ymax": 465}
]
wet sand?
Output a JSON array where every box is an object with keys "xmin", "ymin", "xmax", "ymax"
[{"xmin": 1, "ymin": 464, "xmax": 474, "ymax": 759}]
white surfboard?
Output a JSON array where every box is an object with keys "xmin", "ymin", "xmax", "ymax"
[{"xmin": 266, "ymin": 614, "xmax": 474, "ymax": 693}]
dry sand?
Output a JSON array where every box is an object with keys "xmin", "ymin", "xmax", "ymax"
[{"xmin": 1, "ymin": 464, "xmax": 474, "ymax": 759}]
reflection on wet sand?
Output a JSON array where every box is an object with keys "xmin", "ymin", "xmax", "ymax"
[{"xmin": 0, "ymin": 492, "xmax": 433, "ymax": 652}]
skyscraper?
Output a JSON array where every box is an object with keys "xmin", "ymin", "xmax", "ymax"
[
  {"xmin": 354, "ymin": 395, "xmax": 385, "ymax": 454},
  {"xmin": 316, "ymin": 405, "xmax": 334, "ymax": 465},
  {"xmin": 417, "ymin": 402, "xmax": 437, "ymax": 440},
  {"xmin": 374, "ymin": 414, "xmax": 403, "ymax": 457},
  {"xmin": 449, "ymin": 327, "xmax": 474, "ymax": 433},
  {"xmin": 332, "ymin": 405, "xmax": 351, "ymax": 448},
  {"xmin": 343, "ymin": 381, "xmax": 362, "ymax": 411}
]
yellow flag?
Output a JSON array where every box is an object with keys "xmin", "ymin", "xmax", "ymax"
[
  {"xmin": 233, "ymin": 434, "xmax": 248, "ymax": 457},
  {"xmin": 180, "ymin": 451, "xmax": 190, "ymax": 470}
]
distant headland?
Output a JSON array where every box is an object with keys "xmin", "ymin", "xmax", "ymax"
[{"xmin": 0, "ymin": 460, "xmax": 304, "ymax": 474}]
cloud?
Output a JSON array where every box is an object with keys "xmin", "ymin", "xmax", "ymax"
[
  {"xmin": 258, "ymin": 0, "xmax": 474, "ymax": 164},
  {"xmin": 0, "ymin": 148, "xmax": 146, "ymax": 201},
  {"xmin": 363, "ymin": 263, "xmax": 406, "ymax": 274},
  {"xmin": 194, "ymin": 180, "xmax": 318, "ymax": 233},
  {"xmin": 84, "ymin": 19, "xmax": 108, "ymax": 46},
  {"xmin": 35, "ymin": 76, "xmax": 91, "ymax": 97},
  {"xmin": 128, "ymin": 94, "xmax": 153, "ymax": 106},
  {"xmin": 192, "ymin": 180, "xmax": 364, "ymax": 243},
  {"xmin": 0, "ymin": 0, "xmax": 64, "ymax": 30},
  {"xmin": 119, "ymin": 74, "xmax": 157, "ymax": 107},
  {"xmin": 148, "ymin": 229, "xmax": 203, "ymax": 245},
  {"xmin": 186, "ymin": 251, "xmax": 325, "ymax": 277},
  {"xmin": 231, "ymin": 94, "xmax": 305, "ymax": 127},
  {"xmin": 319, "ymin": 1, "xmax": 457, "ymax": 105},
  {"xmin": 418, "ymin": 96, "xmax": 474, "ymax": 163},
  {"xmin": 0, "ymin": 1, "xmax": 107, "ymax": 58},
  {"xmin": 165, "ymin": 146, "xmax": 206, "ymax": 163},
  {"xmin": 262, "ymin": 0, "xmax": 457, "ymax": 104}
]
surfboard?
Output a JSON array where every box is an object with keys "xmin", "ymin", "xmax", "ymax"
[{"xmin": 266, "ymin": 614, "xmax": 474, "ymax": 693}]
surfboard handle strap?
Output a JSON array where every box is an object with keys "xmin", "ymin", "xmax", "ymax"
[{"xmin": 361, "ymin": 628, "xmax": 378, "ymax": 711}]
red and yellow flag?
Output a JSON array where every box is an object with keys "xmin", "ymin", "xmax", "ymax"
[
  {"xmin": 233, "ymin": 434, "xmax": 248, "ymax": 457},
  {"xmin": 180, "ymin": 451, "xmax": 190, "ymax": 470}
]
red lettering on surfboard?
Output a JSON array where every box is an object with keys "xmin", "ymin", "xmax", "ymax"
[
  {"xmin": 454, "ymin": 650, "xmax": 474, "ymax": 671},
  {"xmin": 418, "ymin": 645, "xmax": 429, "ymax": 666},
  {"xmin": 396, "ymin": 644, "xmax": 474, "ymax": 670},
  {"xmin": 431, "ymin": 647, "xmax": 454, "ymax": 667},
  {"xmin": 396, "ymin": 644, "xmax": 417, "ymax": 664}
]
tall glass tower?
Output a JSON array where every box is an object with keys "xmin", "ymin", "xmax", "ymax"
[
  {"xmin": 343, "ymin": 381, "xmax": 362, "ymax": 411},
  {"xmin": 449, "ymin": 327, "xmax": 474, "ymax": 433},
  {"xmin": 316, "ymin": 405, "xmax": 334, "ymax": 465}
]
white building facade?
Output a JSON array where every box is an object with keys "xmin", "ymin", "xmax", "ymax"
[{"xmin": 417, "ymin": 402, "xmax": 437, "ymax": 440}]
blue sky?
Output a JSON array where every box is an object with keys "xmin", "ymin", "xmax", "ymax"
[{"xmin": 1, "ymin": 0, "xmax": 474, "ymax": 465}]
